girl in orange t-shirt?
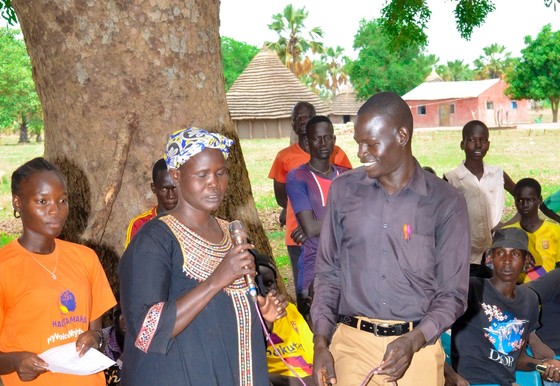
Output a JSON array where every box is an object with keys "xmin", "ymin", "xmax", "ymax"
[{"xmin": 0, "ymin": 157, "xmax": 116, "ymax": 386}]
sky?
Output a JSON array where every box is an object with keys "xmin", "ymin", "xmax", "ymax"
[{"xmin": 219, "ymin": 0, "xmax": 560, "ymax": 64}]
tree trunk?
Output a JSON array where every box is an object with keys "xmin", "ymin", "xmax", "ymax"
[
  {"xmin": 551, "ymin": 97, "xmax": 559, "ymax": 123},
  {"xmin": 12, "ymin": 0, "xmax": 271, "ymax": 293},
  {"xmin": 18, "ymin": 113, "xmax": 29, "ymax": 143}
]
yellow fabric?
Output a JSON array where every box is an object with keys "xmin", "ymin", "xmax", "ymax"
[
  {"xmin": 330, "ymin": 322, "xmax": 444, "ymax": 386},
  {"xmin": 124, "ymin": 206, "xmax": 157, "ymax": 247},
  {"xmin": 266, "ymin": 303, "xmax": 314, "ymax": 377},
  {"xmin": 0, "ymin": 239, "xmax": 116, "ymax": 386},
  {"xmin": 505, "ymin": 221, "xmax": 560, "ymax": 283}
]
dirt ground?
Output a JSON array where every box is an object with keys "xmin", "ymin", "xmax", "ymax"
[{"xmin": 0, "ymin": 216, "xmax": 21, "ymax": 236}]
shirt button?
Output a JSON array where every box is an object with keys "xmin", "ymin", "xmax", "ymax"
[
  {"xmin": 381, "ymin": 275, "xmax": 386, "ymax": 280},
  {"xmin": 383, "ymin": 249, "xmax": 387, "ymax": 254},
  {"xmin": 383, "ymin": 223, "xmax": 388, "ymax": 229}
]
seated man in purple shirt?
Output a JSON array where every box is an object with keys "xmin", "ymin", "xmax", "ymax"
[
  {"xmin": 311, "ymin": 92, "xmax": 470, "ymax": 386},
  {"xmin": 286, "ymin": 116, "xmax": 350, "ymax": 319}
]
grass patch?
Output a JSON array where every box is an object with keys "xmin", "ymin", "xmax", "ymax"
[
  {"xmin": 0, "ymin": 232, "xmax": 16, "ymax": 247},
  {"xmin": 242, "ymin": 127, "xmax": 560, "ymax": 261},
  {"xmin": 0, "ymin": 135, "xmax": 44, "ymax": 222},
  {"xmin": 1, "ymin": 128, "xmax": 559, "ymax": 265}
]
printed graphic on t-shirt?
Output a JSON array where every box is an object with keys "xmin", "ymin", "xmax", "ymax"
[
  {"xmin": 59, "ymin": 290, "xmax": 77, "ymax": 314},
  {"xmin": 48, "ymin": 289, "xmax": 88, "ymax": 345},
  {"xmin": 482, "ymin": 303, "xmax": 527, "ymax": 367}
]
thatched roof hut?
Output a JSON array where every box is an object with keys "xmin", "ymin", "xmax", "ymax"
[
  {"xmin": 329, "ymin": 89, "xmax": 364, "ymax": 124},
  {"xmin": 226, "ymin": 47, "xmax": 331, "ymax": 139}
]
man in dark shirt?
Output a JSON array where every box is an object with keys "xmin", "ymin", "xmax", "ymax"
[{"xmin": 311, "ymin": 92, "xmax": 470, "ymax": 386}]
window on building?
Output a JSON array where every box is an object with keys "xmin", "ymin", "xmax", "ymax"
[
  {"xmin": 450, "ymin": 104, "xmax": 455, "ymax": 114},
  {"xmin": 511, "ymin": 101, "xmax": 518, "ymax": 109},
  {"xmin": 486, "ymin": 101, "xmax": 494, "ymax": 110},
  {"xmin": 417, "ymin": 105, "xmax": 426, "ymax": 115}
]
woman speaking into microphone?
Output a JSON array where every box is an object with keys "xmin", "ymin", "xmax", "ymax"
[{"xmin": 119, "ymin": 128, "xmax": 287, "ymax": 386}]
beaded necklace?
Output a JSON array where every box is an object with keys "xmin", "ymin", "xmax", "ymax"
[{"xmin": 161, "ymin": 215, "xmax": 254, "ymax": 386}]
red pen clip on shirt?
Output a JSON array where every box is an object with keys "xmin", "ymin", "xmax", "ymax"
[{"xmin": 403, "ymin": 224, "xmax": 411, "ymax": 241}]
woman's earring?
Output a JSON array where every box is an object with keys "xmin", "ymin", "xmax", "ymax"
[{"xmin": 13, "ymin": 209, "xmax": 20, "ymax": 218}]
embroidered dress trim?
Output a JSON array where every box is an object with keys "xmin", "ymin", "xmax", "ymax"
[
  {"xmin": 135, "ymin": 302, "xmax": 164, "ymax": 352},
  {"xmin": 161, "ymin": 215, "xmax": 254, "ymax": 386}
]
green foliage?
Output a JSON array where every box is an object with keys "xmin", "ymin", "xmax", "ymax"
[
  {"xmin": 436, "ymin": 60, "xmax": 474, "ymax": 81},
  {"xmin": 544, "ymin": 0, "xmax": 560, "ymax": 10},
  {"xmin": 347, "ymin": 19, "xmax": 434, "ymax": 99},
  {"xmin": 221, "ymin": 37, "xmax": 259, "ymax": 91},
  {"xmin": 506, "ymin": 24, "xmax": 560, "ymax": 122},
  {"xmin": 0, "ymin": 0, "xmax": 17, "ymax": 25},
  {"xmin": 303, "ymin": 46, "xmax": 350, "ymax": 100},
  {"xmin": 453, "ymin": 0, "xmax": 495, "ymax": 40},
  {"xmin": 380, "ymin": 0, "xmax": 432, "ymax": 49},
  {"xmin": 473, "ymin": 43, "xmax": 515, "ymax": 80},
  {"xmin": 266, "ymin": 4, "xmax": 324, "ymax": 77},
  {"xmin": 0, "ymin": 28, "xmax": 43, "ymax": 139},
  {"xmin": 0, "ymin": 232, "xmax": 17, "ymax": 247},
  {"xmin": 379, "ymin": 0, "xmax": 495, "ymax": 49}
]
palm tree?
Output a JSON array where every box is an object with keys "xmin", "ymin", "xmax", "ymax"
[
  {"xmin": 266, "ymin": 4, "xmax": 324, "ymax": 77},
  {"xmin": 436, "ymin": 60, "xmax": 474, "ymax": 81},
  {"xmin": 321, "ymin": 46, "xmax": 349, "ymax": 97},
  {"xmin": 473, "ymin": 43, "xmax": 514, "ymax": 79}
]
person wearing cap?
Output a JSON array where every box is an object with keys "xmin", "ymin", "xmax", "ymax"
[
  {"xmin": 119, "ymin": 128, "xmax": 288, "ymax": 386},
  {"xmin": 446, "ymin": 228, "xmax": 560, "ymax": 386}
]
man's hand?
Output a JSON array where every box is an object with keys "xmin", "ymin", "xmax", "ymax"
[
  {"xmin": 279, "ymin": 207, "xmax": 286, "ymax": 227},
  {"xmin": 313, "ymin": 336, "xmax": 336, "ymax": 385},
  {"xmin": 540, "ymin": 358, "xmax": 560, "ymax": 383},
  {"xmin": 375, "ymin": 328, "xmax": 425, "ymax": 382},
  {"xmin": 290, "ymin": 225, "xmax": 308, "ymax": 245}
]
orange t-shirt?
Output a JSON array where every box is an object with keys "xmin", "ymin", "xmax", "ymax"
[
  {"xmin": 268, "ymin": 143, "xmax": 352, "ymax": 245},
  {"xmin": 0, "ymin": 239, "xmax": 116, "ymax": 386}
]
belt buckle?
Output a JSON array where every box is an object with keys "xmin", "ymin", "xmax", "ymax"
[{"xmin": 375, "ymin": 322, "xmax": 390, "ymax": 336}]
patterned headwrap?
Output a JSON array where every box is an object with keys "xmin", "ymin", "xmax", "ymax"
[{"xmin": 165, "ymin": 127, "xmax": 234, "ymax": 169}]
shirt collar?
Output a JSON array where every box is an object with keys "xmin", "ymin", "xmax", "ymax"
[
  {"xmin": 455, "ymin": 161, "xmax": 487, "ymax": 180},
  {"xmin": 357, "ymin": 158, "xmax": 428, "ymax": 197}
]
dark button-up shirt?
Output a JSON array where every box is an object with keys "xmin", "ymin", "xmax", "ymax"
[{"xmin": 311, "ymin": 160, "xmax": 470, "ymax": 344}]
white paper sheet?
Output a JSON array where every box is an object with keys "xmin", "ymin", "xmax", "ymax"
[{"xmin": 38, "ymin": 341, "xmax": 115, "ymax": 375}]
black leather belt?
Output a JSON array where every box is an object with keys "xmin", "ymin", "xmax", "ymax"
[{"xmin": 337, "ymin": 315, "xmax": 419, "ymax": 336}]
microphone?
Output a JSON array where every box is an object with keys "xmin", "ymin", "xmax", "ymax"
[{"xmin": 228, "ymin": 220, "xmax": 258, "ymax": 303}]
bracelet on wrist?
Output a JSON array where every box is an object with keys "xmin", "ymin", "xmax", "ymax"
[{"xmin": 94, "ymin": 329, "xmax": 104, "ymax": 349}]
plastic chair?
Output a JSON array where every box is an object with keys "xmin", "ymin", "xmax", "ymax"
[{"xmin": 515, "ymin": 369, "xmax": 542, "ymax": 386}]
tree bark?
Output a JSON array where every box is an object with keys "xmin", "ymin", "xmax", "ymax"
[
  {"xmin": 551, "ymin": 97, "xmax": 559, "ymax": 123},
  {"xmin": 18, "ymin": 113, "xmax": 29, "ymax": 143},
  {"xmin": 12, "ymin": 0, "xmax": 271, "ymax": 293}
]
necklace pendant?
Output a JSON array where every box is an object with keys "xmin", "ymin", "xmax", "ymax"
[{"xmin": 52, "ymin": 273, "xmax": 57, "ymax": 280}]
